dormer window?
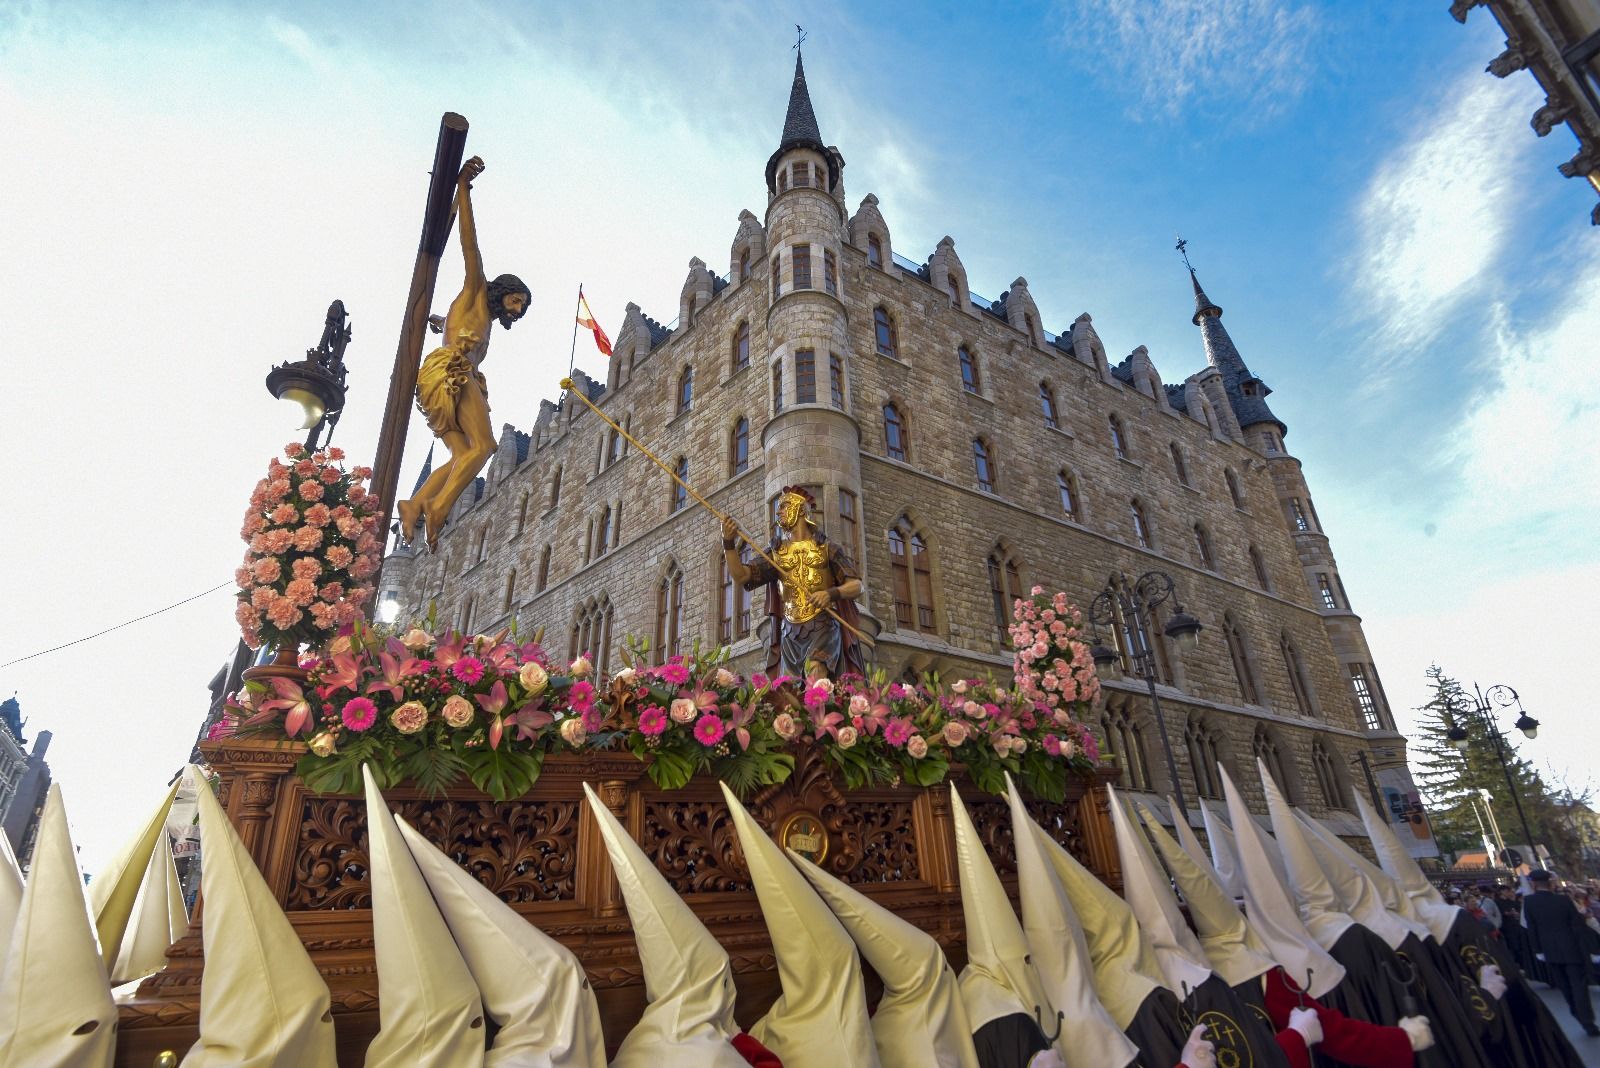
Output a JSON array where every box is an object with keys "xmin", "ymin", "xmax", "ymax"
[{"xmin": 867, "ymin": 234, "xmax": 883, "ymax": 269}]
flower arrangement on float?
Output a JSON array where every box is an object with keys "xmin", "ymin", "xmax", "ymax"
[{"xmin": 233, "ymin": 443, "xmax": 382, "ymax": 656}]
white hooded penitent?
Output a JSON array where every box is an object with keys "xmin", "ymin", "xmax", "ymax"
[
  {"xmin": 1105, "ymin": 786, "xmax": 1214, "ymax": 996},
  {"xmin": 110, "ymin": 828, "xmax": 188, "ymax": 985},
  {"xmin": 1352, "ymin": 792, "xmax": 1459, "ymax": 942},
  {"xmin": 719, "ymin": 782, "xmax": 880, "ymax": 1068},
  {"xmin": 1198, "ymin": 799, "xmax": 1247, "ymax": 900},
  {"xmin": 180, "ymin": 769, "xmax": 336, "ymax": 1067},
  {"xmin": 395, "ymin": 815, "xmax": 606, "ymax": 1067},
  {"xmin": 361, "ymin": 766, "xmax": 485, "ymax": 1067},
  {"xmin": 1004, "ymin": 777, "xmax": 1140, "ymax": 1068},
  {"xmin": 0, "ymin": 786, "xmax": 117, "ymax": 1068},
  {"xmin": 1257, "ymin": 760, "xmax": 1356, "ymax": 952},
  {"xmin": 86, "ymin": 780, "xmax": 180, "ymax": 970},
  {"xmin": 581, "ymin": 783, "xmax": 748, "ymax": 1068}
]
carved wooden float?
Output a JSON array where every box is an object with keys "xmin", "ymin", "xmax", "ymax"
[{"xmin": 114, "ymin": 737, "xmax": 1124, "ymax": 1066}]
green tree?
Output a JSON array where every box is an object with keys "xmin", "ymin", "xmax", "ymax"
[{"xmin": 1412, "ymin": 665, "xmax": 1551, "ymax": 863}]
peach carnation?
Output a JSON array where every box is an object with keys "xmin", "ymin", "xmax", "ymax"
[
  {"xmin": 390, "ymin": 701, "xmax": 428, "ymax": 734},
  {"xmin": 292, "ymin": 526, "xmax": 323, "ymax": 552}
]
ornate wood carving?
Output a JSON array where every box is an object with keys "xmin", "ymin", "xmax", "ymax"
[
  {"xmin": 286, "ymin": 796, "xmax": 580, "ymax": 909},
  {"xmin": 640, "ymin": 799, "xmax": 749, "ymax": 894}
]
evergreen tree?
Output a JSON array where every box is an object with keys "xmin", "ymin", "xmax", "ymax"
[{"xmin": 1412, "ymin": 665, "xmax": 1550, "ymax": 862}]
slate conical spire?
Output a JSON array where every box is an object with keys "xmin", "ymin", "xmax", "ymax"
[
  {"xmin": 1186, "ymin": 265, "xmax": 1284, "ymax": 434},
  {"xmin": 766, "ymin": 45, "xmax": 839, "ymax": 194}
]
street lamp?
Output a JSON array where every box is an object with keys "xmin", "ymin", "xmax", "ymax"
[
  {"xmin": 1088, "ymin": 570, "xmax": 1203, "ymax": 819},
  {"xmin": 1447, "ymin": 682, "xmax": 1540, "ymax": 857},
  {"xmin": 266, "ymin": 300, "xmax": 351, "ymax": 451}
]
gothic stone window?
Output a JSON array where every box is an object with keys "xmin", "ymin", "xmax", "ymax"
[
  {"xmin": 1249, "ymin": 545, "xmax": 1271, "ymax": 591},
  {"xmin": 867, "ymin": 234, "xmax": 883, "ymax": 269},
  {"xmin": 1109, "ymin": 414, "xmax": 1130, "ymax": 460},
  {"xmin": 1254, "ymin": 726, "xmax": 1292, "ymax": 800},
  {"xmin": 655, "ymin": 564, "xmax": 684, "ymax": 658},
  {"xmin": 1316, "ymin": 573, "xmax": 1339, "ymax": 609},
  {"xmin": 730, "ymin": 417, "xmax": 749, "ymax": 476},
  {"xmin": 1170, "ymin": 443, "xmax": 1190, "ymax": 485},
  {"xmin": 888, "ymin": 518, "xmax": 936, "ymax": 634},
  {"xmin": 1130, "ymin": 500, "xmax": 1153, "ymax": 550},
  {"xmin": 676, "ymin": 365, "xmax": 694, "ymax": 416},
  {"xmin": 874, "ymin": 307, "xmax": 897, "ymax": 358},
  {"xmin": 719, "ymin": 548, "xmax": 754, "ymax": 644},
  {"xmin": 958, "ymin": 345, "xmax": 980, "ymax": 394},
  {"xmin": 1225, "ymin": 468, "xmax": 1245, "ymax": 508},
  {"xmin": 1058, "ymin": 470, "xmax": 1079, "ymax": 521},
  {"xmin": 1281, "ymin": 633, "xmax": 1315, "ymax": 716},
  {"xmin": 733, "ymin": 321, "xmax": 750, "ymax": 372},
  {"xmin": 1312, "ymin": 741, "xmax": 1346, "ymax": 809},
  {"xmin": 1224, "ymin": 612, "xmax": 1260, "ymax": 704},
  {"xmin": 795, "ymin": 349, "xmax": 817, "ymax": 404},
  {"xmin": 987, "ymin": 550, "xmax": 1024, "ymax": 644},
  {"xmin": 1039, "ymin": 381, "xmax": 1059, "ymax": 429},
  {"xmin": 1349, "ymin": 664, "xmax": 1382, "ymax": 730},
  {"xmin": 670, "ymin": 457, "xmax": 688, "ymax": 513},
  {"xmin": 829, "ymin": 353, "xmax": 845, "ymax": 409},
  {"xmin": 1186, "ymin": 716, "xmax": 1224, "ymax": 800},
  {"xmin": 883, "ymin": 403, "xmax": 908, "ymax": 462},
  {"xmin": 792, "ymin": 244, "xmax": 812, "ymax": 290},
  {"xmin": 1102, "ymin": 704, "xmax": 1153, "ymax": 791},
  {"xmin": 973, "ymin": 437, "xmax": 996, "ymax": 493}
]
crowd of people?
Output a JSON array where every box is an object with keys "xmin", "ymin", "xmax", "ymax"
[{"xmin": 1450, "ymin": 873, "xmax": 1600, "ymax": 1037}]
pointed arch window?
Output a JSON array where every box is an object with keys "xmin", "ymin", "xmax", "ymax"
[
  {"xmin": 795, "ymin": 349, "xmax": 817, "ymax": 404},
  {"xmin": 537, "ymin": 545, "xmax": 552, "ymax": 592},
  {"xmin": 1109, "ymin": 414, "xmax": 1129, "ymax": 459},
  {"xmin": 739, "ymin": 248, "xmax": 751, "ymax": 283},
  {"xmin": 656, "ymin": 564, "xmax": 685, "ymax": 658},
  {"xmin": 987, "ymin": 551, "xmax": 1025, "ymax": 643},
  {"xmin": 838, "ymin": 489, "xmax": 859, "ymax": 563},
  {"xmin": 676, "ymin": 366, "xmax": 694, "ymax": 416},
  {"xmin": 730, "ymin": 417, "xmax": 749, "ymax": 476},
  {"xmin": 1281, "ymin": 633, "xmax": 1316, "ymax": 717},
  {"xmin": 874, "ymin": 307, "xmax": 898, "ymax": 358},
  {"xmin": 888, "ymin": 519, "xmax": 936, "ymax": 634},
  {"xmin": 948, "ymin": 273, "xmax": 962, "ymax": 307},
  {"xmin": 1170, "ymin": 443, "xmax": 1190, "ymax": 485},
  {"xmin": 733, "ymin": 321, "xmax": 750, "ymax": 372},
  {"xmin": 1289, "ymin": 497, "xmax": 1311, "ymax": 532},
  {"xmin": 502, "ymin": 569, "xmax": 517, "ymax": 611},
  {"xmin": 1101, "ymin": 704, "xmax": 1153, "ymax": 791},
  {"xmin": 719, "ymin": 548, "xmax": 754, "ymax": 644},
  {"xmin": 570, "ymin": 596, "xmax": 614, "ymax": 676},
  {"xmin": 550, "ymin": 465, "xmax": 563, "ymax": 509},
  {"xmin": 594, "ymin": 506, "xmax": 612, "ymax": 558},
  {"xmin": 1316, "ymin": 573, "xmax": 1339, "ymax": 609},
  {"xmin": 1254, "ymin": 726, "xmax": 1292, "ymax": 799},
  {"xmin": 1058, "ymin": 470, "xmax": 1079, "ymax": 521},
  {"xmin": 1024, "ymin": 311, "xmax": 1036, "ymax": 341},
  {"xmin": 957, "ymin": 346, "xmax": 980, "ymax": 394},
  {"xmin": 867, "ymin": 234, "xmax": 883, "ymax": 269},
  {"xmin": 1039, "ymin": 382, "xmax": 1059, "ymax": 429},
  {"xmin": 1312, "ymin": 742, "xmax": 1346, "ymax": 809},
  {"xmin": 607, "ymin": 426, "xmax": 623, "ymax": 466},
  {"xmin": 829, "ymin": 353, "xmax": 845, "ymax": 408},
  {"xmin": 1248, "ymin": 545, "xmax": 1271, "ymax": 591},
  {"xmin": 883, "ymin": 403, "xmax": 908, "ymax": 462},
  {"xmin": 515, "ymin": 493, "xmax": 530, "ymax": 535},
  {"xmin": 823, "ymin": 249, "xmax": 837, "ymax": 295},
  {"xmin": 1129, "ymin": 500, "xmax": 1153, "ymax": 549},
  {"xmin": 1224, "ymin": 613, "xmax": 1260, "ymax": 704},
  {"xmin": 1193, "ymin": 523, "xmax": 1215, "ymax": 570},
  {"xmin": 1186, "ymin": 715, "xmax": 1224, "ymax": 800},
  {"xmin": 1225, "ymin": 468, "xmax": 1245, "ymax": 508},
  {"xmin": 670, "ymin": 457, "xmax": 688, "ymax": 513},
  {"xmin": 973, "ymin": 437, "xmax": 996, "ymax": 493}
]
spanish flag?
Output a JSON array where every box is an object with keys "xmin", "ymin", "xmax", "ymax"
[{"xmin": 576, "ymin": 289, "xmax": 613, "ymax": 357}]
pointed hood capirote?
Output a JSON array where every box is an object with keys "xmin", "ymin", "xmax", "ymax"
[
  {"xmin": 948, "ymin": 786, "xmax": 1062, "ymax": 1042},
  {"xmin": 718, "ymin": 783, "xmax": 881, "ymax": 1068},
  {"xmin": 1308, "ymin": 813, "xmax": 1427, "ymax": 926},
  {"xmin": 1133, "ymin": 800, "xmax": 1276, "ymax": 989},
  {"xmin": 1003, "ymin": 777, "xmax": 1139, "ymax": 1068},
  {"xmin": 394, "ymin": 816, "xmax": 606, "ymax": 1068},
  {"xmin": 86, "ymin": 779, "xmax": 180, "ymax": 970},
  {"xmin": 1353, "ymin": 791, "xmax": 1459, "ymax": 942},
  {"xmin": 1167, "ymin": 798, "xmax": 1219, "ymax": 882},
  {"xmin": 181, "ymin": 769, "xmax": 336, "ymax": 1067},
  {"xmin": 110, "ymin": 827, "xmax": 188, "ymax": 985},
  {"xmin": 0, "ymin": 835, "xmax": 22, "ymax": 972},
  {"xmin": 788, "ymin": 848, "xmax": 979, "ymax": 1068},
  {"xmin": 361, "ymin": 765, "xmax": 485, "ymax": 1068},
  {"xmin": 1217, "ymin": 764, "xmax": 1345, "ymax": 999},
  {"xmin": 1257, "ymin": 760, "xmax": 1356, "ymax": 951},
  {"xmin": 1291, "ymin": 810, "xmax": 1424, "ymax": 951},
  {"xmin": 1106, "ymin": 786, "xmax": 1214, "ymax": 996},
  {"xmin": 1198, "ymin": 798, "xmax": 1247, "ymax": 899},
  {"xmin": 580, "ymin": 784, "xmax": 748, "ymax": 1068},
  {"xmin": 0, "ymin": 786, "xmax": 117, "ymax": 1068}
]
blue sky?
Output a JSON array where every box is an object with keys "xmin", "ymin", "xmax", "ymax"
[{"xmin": 1, "ymin": 1, "xmax": 1595, "ymax": 870}]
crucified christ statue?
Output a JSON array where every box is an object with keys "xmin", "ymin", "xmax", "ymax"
[{"xmin": 398, "ymin": 155, "xmax": 530, "ymax": 549}]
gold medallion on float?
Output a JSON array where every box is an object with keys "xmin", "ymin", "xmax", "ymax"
[{"xmin": 778, "ymin": 810, "xmax": 828, "ymax": 864}]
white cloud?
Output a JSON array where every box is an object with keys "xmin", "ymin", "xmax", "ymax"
[
  {"xmin": 1055, "ymin": 0, "xmax": 1319, "ymax": 123},
  {"xmin": 1349, "ymin": 73, "xmax": 1540, "ymax": 373}
]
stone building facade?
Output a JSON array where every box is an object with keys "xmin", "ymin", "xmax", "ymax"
[
  {"xmin": 380, "ymin": 55, "xmax": 1422, "ymax": 833},
  {"xmin": 1454, "ymin": 0, "xmax": 1600, "ymax": 224},
  {"xmin": 0, "ymin": 697, "xmax": 52, "ymax": 868}
]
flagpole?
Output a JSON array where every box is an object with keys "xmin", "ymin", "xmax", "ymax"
[{"xmin": 567, "ymin": 284, "xmax": 584, "ymax": 379}]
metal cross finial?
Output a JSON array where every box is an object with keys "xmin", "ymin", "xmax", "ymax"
[
  {"xmin": 794, "ymin": 24, "xmax": 807, "ymax": 52},
  {"xmin": 1175, "ymin": 235, "xmax": 1195, "ymax": 272}
]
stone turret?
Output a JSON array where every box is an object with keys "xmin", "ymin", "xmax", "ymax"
[{"xmin": 760, "ymin": 50, "xmax": 870, "ymax": 596}]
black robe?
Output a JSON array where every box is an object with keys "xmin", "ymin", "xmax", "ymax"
[
  {"xmin": 1123, "ymin": 988, "xmax": 1191, "ymax": 1068},
  {"xmin": 1181, "ymin": 974, "xmax": 1292, "ymax": 1068},
  {"xmin": 1319, "ymin": 923, "xmax": 1492, "ymax": 1068},
  {"xmin": 1440, "ymin": 910, "xmax": 1587, "ymax": 1068},
  {"xmin": 971, "ymin": 1012, "xmax": 1051, "ymax": 1068}
]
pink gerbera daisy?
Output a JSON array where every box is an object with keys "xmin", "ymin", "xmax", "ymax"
[
  {"xmin": 638, "ymin": 705, "xmax": 667, "ymax": 736},
  {"xmin": 451, "ymin": 656, "xmax": 485, "ymax": 684},
  {"xmin": 341, "ymin": 696, "xmax": 378, "ymax": 732},
  {"xmin": 693, "ymin": 713, "xmax": 726, "ymax": 747}
]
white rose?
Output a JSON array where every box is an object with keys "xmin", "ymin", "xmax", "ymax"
[
  {"xmin": 559, "ymin": 718, "xmax": 587, "ymax": 747},
  {"xmin": 519, "ymin": 662, "xmax": 550, "ymax": 695},
  {"xmin": 907, "ymin": 735, "xmax": 929, "ymax": 759},
  {"xmin": 951, "ymin": 679, "xmax": 969, "ymax": 694},
  {"xmin": 615, "ymin": 665, "xmax": 637, "ymax": 685},
  {"xmin": 848, "ymin": 694, "xmax": 871, "ymax": 715},
  {"xmin": 1010, "ymin": 737, "xmax": 1028, "ymax": 755},
  {"xmin": 836, "ymin": 726, "xmax": 858, "ymax": 749},
  {"xmin": 773, "ymin": 713, "xmax": 799, "ymax": 740},
  {"xmin": 670, "ymin": 698, "xmax": 698, "ymax": 723},
  {"xmin": 810, "ymin": 676, "xmax": 833, "ymax": 695},
  {"xmin": 401, "ymin": 627, "xmax": 433, "ymax": 651},
  {"xmin": 569, "ymin": 655, "xmax": 593, "ymax": 677}
]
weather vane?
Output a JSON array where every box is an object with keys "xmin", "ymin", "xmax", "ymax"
[
  {"xmin": 1175, "ymin": 234, "xmax": 1195, "ymax": 272},
  {"xmin": 794, "ymin": 24, "xmax": 807, "ymax": 52}
]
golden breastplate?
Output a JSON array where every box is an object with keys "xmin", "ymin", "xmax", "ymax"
[{"xmin": 773, "ymin": 539, "xmax": 828, "ymax": 624}]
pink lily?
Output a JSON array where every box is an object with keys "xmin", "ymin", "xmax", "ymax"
[
  {"xmin": 432, "ymin": 633, "xmax": 466, "ymax": 671},
  {"xmin": 260, "ymin": 676, "xmax": 313, "ymax": 738},
  {"xmin": 474, "ymin": 680, "xmax": 510, "ymax": 716},
  {"xmin": 506, "ymin": 705, "xmax": 554, "ymax": 742},
  {"xmin": 366, "ymin": 651, "xmax": 429, "ymax": 702},
  {"xmin": 807, "ymin": 706, "xmax": 843, "ymax": 740},
  {"xmin": 690, "ymin": 688, "xmax": 720, "ymax": 714},
  {"xmin": 317, "ymin": 653, "xmax": 363, "ymax": 698},
  {"xmin": 725, "ymin": 701, "xmax": 754, "ymax": 751}
]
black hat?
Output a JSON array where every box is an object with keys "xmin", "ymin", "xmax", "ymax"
[{"xmin": 1528, "ymin": 869, "xmax": 1554, "ymax": 883}]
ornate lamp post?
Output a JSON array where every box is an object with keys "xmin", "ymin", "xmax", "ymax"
[
  {"xmin": 1445, "ymin": 682, "xmax": 1541, "ymax": 855},
  {"xmin": 1086, "ymin": 571, "xmax": 1203, "ymax": 818},
  {"xmin": 266, "ymin": 300, "xmax": 350, "ymax": 451}
]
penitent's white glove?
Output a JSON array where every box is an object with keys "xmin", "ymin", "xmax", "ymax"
[
  {"xmin": 1027, "ymin": 1053, "xmax": 1065, "ymax": 1068},
  {"xmin": 1399, "ymin": 1016, "xmax": 1435, "ymax": 1052},
  {"xmin": 1288, "ymin": 1006, "xmax": 1324, "ymax": 1046},
  {"xmin": 1478, "ymin": 964, "xmax": 1508, "ymax": 1000},
  {"xmin": 1180, "ymin": 1023, "xmax": 1217, "ymax": 1068}
]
